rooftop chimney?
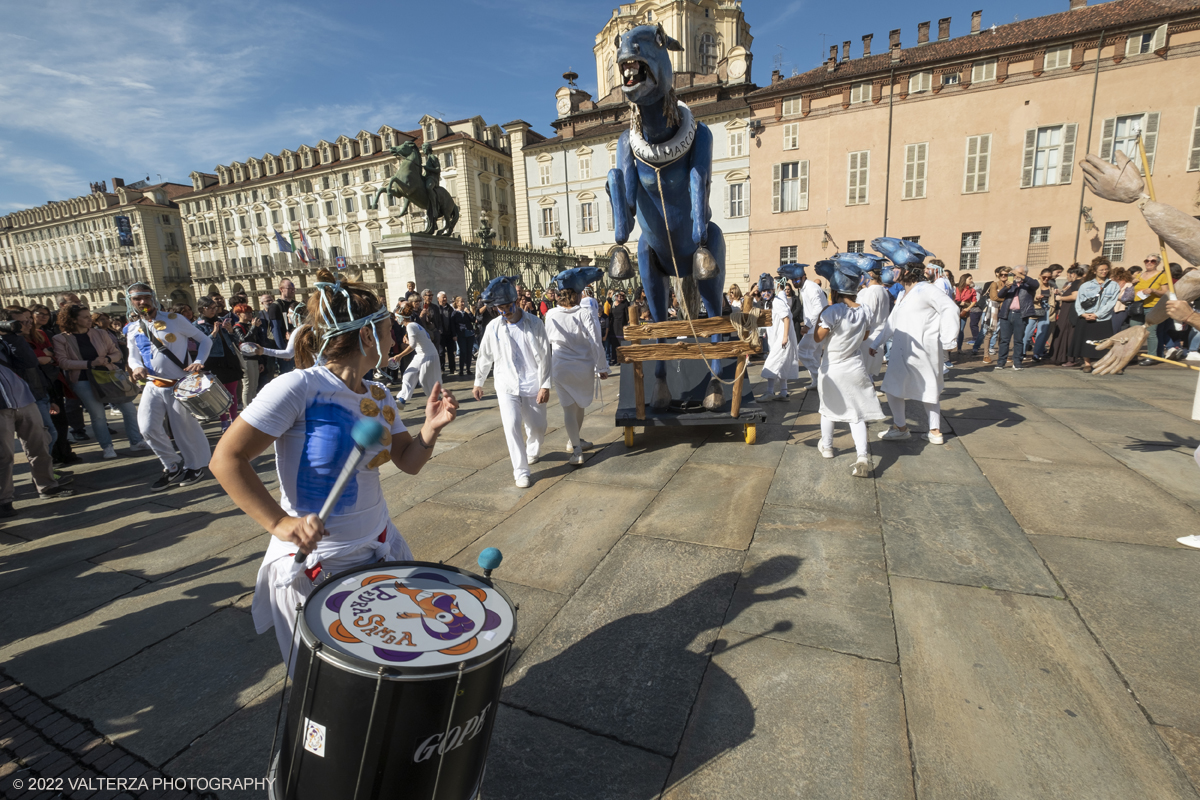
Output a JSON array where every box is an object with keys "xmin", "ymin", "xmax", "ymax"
[
  {"xmin": 1070, "ymin": 0, "xmax": 1086, "ymax": 8},
  {"xmin": 971, "ymin": 10, "xmax": 982, "ymax": 34},
  {"xmin": 830, "ymin": 45, "xmax": 839, "ymax": 63},
  {"xmin": 889, "ymin": 29, "xmax": 901, "ymax": 50},
  {"xmin": 111, "ymin": 178, "xmax": 125, "ymax": 189},
  {"xmin": 771, "ymin": 69, "xmax": 781, "ymax": 84},
  {"xmin": 842, "ymin": 40, "xmax": 851, "ymax": 61},
  {"xmin": 938, "ymin": 17, "xmax": 951, "ymax": 41},
  {"xmin": 862, "ymin": 33, "xmax": 873, "ymax": 57},
  {"xmin": 917, "ymin": 21, "xmax": 930, "ymax": 45}
]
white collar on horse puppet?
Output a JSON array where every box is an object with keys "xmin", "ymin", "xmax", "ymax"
[{"xmin": 629, "ymin": 101, "xmax": 697, "ymax": 166}]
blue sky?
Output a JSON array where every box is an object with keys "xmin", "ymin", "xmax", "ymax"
[{"xmin": 0, "ymin": 0, "xmax": 1099, "ymax": 211}]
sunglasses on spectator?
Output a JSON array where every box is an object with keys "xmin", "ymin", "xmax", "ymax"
[{"xmin": 1144, "ymin": 259, "xmax": 1159, "ymax": 264}]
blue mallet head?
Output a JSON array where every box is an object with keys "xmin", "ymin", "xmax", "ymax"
[
  {"xmin": 352, "ymin": 418, "xmax": 387, "ymax": 450},
  {"xmin": 478, "ymin": 547, "xmax": 503, "ymax": 573}
]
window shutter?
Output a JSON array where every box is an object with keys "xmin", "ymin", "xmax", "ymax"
[
  {"xmin": 904, "ymin": 145, "xmax": 917, "ymax": 199},
  {"xmin": 1142, "ymin": 111, "xmax": 1160, "ymax": 174},
  {"xmin": 607, "ymin": 199, "xmax": 615, "ymax": 230},
  {"xmin": 964, "ymin": 136, "xmax": 979, "ymax": 193},
  {"xmin": 744, "ymin": 180, "xmax": 751, "ymax": 216},
  {"xmin": 798, "ymin": 162, "xmax": 809, "ymax": 211},
  {"xmin": 723, "ymin": 184, "xmax": 731, "ymax": 217},
  {"xmin": 1126, "ymin": 35, "xmax": 1139, "ymax": 57},
  {"xmin": 977, "ymin": 135, "xmax": 990, "ymax": 192},
  {"xmin": 1189, "ymin": 107, "xmax": 1200, "ymax": 172},
  {"xmin": 1020, "ymin": 129, "xmax": 1037, "ymax": 188},
  {"xmin": 915, "ymin": 143, "xmax": 927, "ymax": 198},
  {"xmin": 1151, "ymin": 23, "xmax": 1167, "ymax": 51},
  {"xmin": 772, "ymin": 163, "xmax": 781, "ymax": 213},
  {"xmin": 552, "ymin": 206, "xmax": 560, "ymax": 235},
  {"xmin": 1059, "ymin": 123, "xmax": 1078, "ymax": 185},
  {"xmin": 1098, "ymin": 117, "xmax": 1116, "ymax": 161},
  {"xmin": 848, "ymin": 153, "xmax": 858, "ymax": 205},
  {"xmin": 576, "ymin": 207, "xmax": 583, "ymax": 234}
]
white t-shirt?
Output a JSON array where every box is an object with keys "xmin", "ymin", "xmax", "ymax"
[
  {"xmin": 406, "ymin": 321, "xmax": 436, "ymax": 358},
  {"xmin": 239, "ymin": 366, "xmax": 407, "ymax": 542},
  {"xmin": 504, "ymin": 321, "xmax": 540, "ymax": 396}
]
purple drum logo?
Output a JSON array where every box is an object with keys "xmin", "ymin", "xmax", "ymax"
[{"xmin": 323, "ymin": 571, "xmax": 503, "ymax": 663}]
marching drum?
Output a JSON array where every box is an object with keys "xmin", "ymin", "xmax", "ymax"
[
  {"xmin": 272, "ymin": 561, "xmax": 517, "ymax": 800},
  {"xmin": 172, "ymin": 372, "xmax": 232, "ymax": 421}
]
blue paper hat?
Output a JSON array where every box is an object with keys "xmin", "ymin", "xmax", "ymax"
[
  {"xmin": 481, "ymin": 275, "xmax": 519, "ymax": 306},
  {"xmin": 870, "ymin": 237, "xmax": 935, "ymax": 267},
  {"xmin": 814, "ymin": 259, "xmax": 866, "ymax": 295},
  {"xmin": 552, "ymin": 266, "xmax": 604, "ymax": 293},
  {"xmin": 757, "ymin": 272, "xmax": 775, "ymax": 294},
  {"xmin": 777, "ymin": 263, "xmax": 809, "ymax": 282}
]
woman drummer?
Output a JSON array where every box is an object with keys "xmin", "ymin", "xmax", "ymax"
[{"xmin": 211, "ymin": 270, "xmax": 459, "ymax": 665}]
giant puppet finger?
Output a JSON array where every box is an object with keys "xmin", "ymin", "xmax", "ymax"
[
  {"xmin": 1147, "ymin": 269, "xmax": 1200, "ymax": 326},
  {"xmin": 1090, "ymin": 327, "xmax": 1149, "ymax": 375},
  {"xmin": 1080, "ymin": 151, "xmax": 1144, "ymax": 204}
]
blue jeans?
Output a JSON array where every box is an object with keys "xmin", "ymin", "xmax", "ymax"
[
  {"xmin": 70, "ymin": 380, "xmax": 145, "ymax": 450},
  {"xmin": 1024, "ymin": 316, "xmax": 1050, "ymax": 359},
  {"xmin": 35, "ymin": 397, "xmax": 58, "ymax": 452},
  {"xmin": 996, "ymin": 315, "xmax": 1026, "ymax": 368}
]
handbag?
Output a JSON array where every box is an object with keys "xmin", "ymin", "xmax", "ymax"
[
  {"xmin": 1079, "ymin": 295, "xmax": 1099, "ymax": 312},
  {"xmin": 89, "ymin": 366, "xmax": 138, "ymax": 401},
  {"xmin": 1126, "ymin": 300, "xmax": 1146, "ymax": 321}
]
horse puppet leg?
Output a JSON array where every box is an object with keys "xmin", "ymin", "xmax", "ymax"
[
  {"xmin": 639, "ymin": 241, "xmax": 674, "ymax": 410},
  {"xmin": 697, "ymin": 224, "xmax": 727, "ymax": 411}
]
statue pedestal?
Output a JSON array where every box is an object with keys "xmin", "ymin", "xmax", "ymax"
[{"xmin": 377, "ymin": 233, "xmax": 466, "ymax": 306}]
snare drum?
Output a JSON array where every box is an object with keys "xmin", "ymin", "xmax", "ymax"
[
  {"xmin": 273, "ymin": 562, "xmax": 516, "ymax": 800},
  {"xmin": 172, "ymin": 372, "xmax": 232, "ymax": 421}
]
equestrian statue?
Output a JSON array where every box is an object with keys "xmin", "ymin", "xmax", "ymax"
[
  {"xmin": 607, "ymin": 23, "xmax": 726, "ymax": 411},
  {"xmin": 374, "ymin": 141, "xmax": 460, "ymax": 236}
]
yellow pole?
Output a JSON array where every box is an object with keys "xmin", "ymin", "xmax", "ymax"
[
  {"xmin": 1138, "ymin": 353, "xmax": 1200, "ymax": 371},
  {"xmin": 1135, "ymin": 133, "xmax": 1176, "ymax": 295}
]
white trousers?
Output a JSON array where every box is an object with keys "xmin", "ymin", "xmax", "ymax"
[
  {"xmin": 765, "ymin": 377, "xmax": 789, "ymax": 396},
  {"xmin": 821, "ymin": 416, "xmax": 869, "ymax": 459},
  {"xmin": 498, "ymin": 392, "xmax": 546, "ymax": 480},
  {"xmin": 885, "ymin": 393, "xmax": 942, "ymax": 432},
  {"xmin": 561, "ymin": 401, "xmax": 586, "ymax": 452},
  {"xmin": 400, "ymin": 354, "xmax": 442, "ymax": 403},
  {"xmin": 138, "ymin": 384, "xmax": 212, "ymax": 471}
]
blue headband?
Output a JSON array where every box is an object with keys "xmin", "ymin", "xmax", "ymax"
[{"xmin": 313, "ymin": 281, "xmax": 390, "ymax": 367}]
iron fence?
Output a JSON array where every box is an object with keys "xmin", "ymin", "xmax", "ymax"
[{"xmin": 460, "ymin": 240, "xmax": 641, "ymax": 301}]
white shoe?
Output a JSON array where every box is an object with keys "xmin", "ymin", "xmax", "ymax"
[
  {"xmin": 851, "ymin": 457, "xmax": 872, "ymax": 478},
  {"xmin": 1178, "ymin": 534, "xmax": 1200, "ymax": 549},
  {"xmin": 527, "ymin": 453, "xmax": 540, "ymax": 465},
  {"xmin": 569, "ymin": 451, "xmax": 584, "ymax": 466},
  {"xmin": 817, "ymin": 441, "xmax": 835, "ymax": 459},
  {"xmin": 565, "ymin": 440, "xmax": 592, "ymax": 453},
  {"xmin": 878, "ymin": 427, "xmax": 911, "ymax": 441},
  {"xmin": 128, "ymin": 441, "xmax": 153, "ymax": 453},
  {"xmin": 515, "ymin": 475, "xmax": 531, "ymax": 488},
  {"xmin": 101, "ymin": 445, "xmax": 118, "ymax": 459},
  {"xmin": 924, "ymin": 430, "xmax": 945, "ymax": 445}
]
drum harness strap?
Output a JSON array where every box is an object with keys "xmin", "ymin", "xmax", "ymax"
[{"xmin": 138, "ymin": 318, "xmax": 192, "ymax": 387}]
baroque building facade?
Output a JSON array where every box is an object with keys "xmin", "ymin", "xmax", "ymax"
[
  {"xmin": 176, "ymin": 116, "xmax": 514, "ymax": 307},
  {"xmin": 746, "ymin": 0, "xmax": 1200, "ymax": 275},
  {"xmin": 0, "ymin": 179, "xmax": 193, "ymax": 311},
  {"xmin": 508, "ymin": 0, "xmax": 756, "ymax": 290}
]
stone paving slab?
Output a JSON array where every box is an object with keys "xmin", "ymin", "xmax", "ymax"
[
  {"xmin": 685, "ymin": 432, "xmax": 786, "ymax": 470},
  {"xmin": 1094, "ymin": 443, "xmax": 1200, "ymax": 510},
  {"xmin": 628, "ymin": 462, "xmax": 773, "ymax": 550},
  {"xmin": 946, "ymin": 412, "xmax": 1116, "ymax": 466},
  {"xmin": 723, "ymin": 504, "xmax": 895, "ymax": 662},
  {"xmin": 0, "ymin": 563, "xmax": 143, "ymax": 651},
  {"xmin": 981, "ymin": 459, "xmax": 1200, "ymax": 547},
  {"xmin": 90, "ymin": 510, "xmax": 264, "ymax": 583},
  {"xmin": 483, "ymin": 704, "xmax": 672, "ymax": 800},
  {"xmin": 1160, "ymin": 726, "xmax": 1200, "ymax": 791},
  {"xmin": 663, "ymin": 631, "xmax": 913, "ymax": 800},
  {"xmin": 1031, "ymin": 536, "xmax": 1200, "ymax": 737},
  {"xmin": 873, "ymin": 436, "xmax": 990, "ymax": 486},
  {"xmin": 566, "ymin": 428, "xmax": 702, "ymax": 491},
  {"xmin": 56, "ymin": 608, "xmax": 283, "ymax": 766},
  {"xmin": 379, "ymin": 463, "xmax": 477, "ymax": 513},
  {"xmin": 503, "ymin": 535, "xmax": 743, "ymax": 756},
  {"xmin": 1009, "ymin": 386, "xmax": 1160, "ymax": 412},
  {"xmin": 426, "ymin": 456, "xmax": 566, "ymax": 514},
  {"xmin": 492, "ymin": 580, "xmax": 568, "ymax": 670},
  {"xmin": 450, "ymin": 480, "xmax": 654, "ymax": 594},
  {"xmin": 765, "ymin": 441, "xmax": 878, "ymax": 518},
  {"xmin": 878, "ymin": 481, "xmax": 1058, "ymax": 596},
  {"xmin": 428, "ymin": 426, "xmax": 513, "ymax": 469},
  {"xmin": 892, "ymin": 576, "xmax": 1198, "ymax": 800},
  {"xmin": 1044, "ymin": 407, "xmax": 1200, "ymax": 450},
  {"xmin": 393, "ymin": 500, "xmax": 499, "ymax": 564}
]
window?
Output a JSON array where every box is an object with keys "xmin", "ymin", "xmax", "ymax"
[
  {"xmin": 903, "ymin": 143, "xmax": 928, "ymax": 200},
  {"xmin": 1026, "ymin": 227, "xmax": 1051, "ymax": 268},
  {"xmin": 942, "ymin": 72, "xmax": 960, "ymax": 86},
  {"xmin": 324, "ymin": 201, "xmax": 334, "ymax": 216},
  {"xmin": 342, "ymin": 172, "xmax": 351, "ymax": 186},
  {"xmin": 960, "ymin": 231, "xmax": 982, "ymax": 270},
  {"xmin": 1126, "ymin": 24, "xmax": 1167, "ymax": 56},
  {"xmin": 1189, "ymin": 107, "xmax": 1200, "ymax": 172},
  {"xmin": 579, "ymin": 156, "xmax": 591, "ymax": 180},
  {"xmin": 1103, "ymin": 221, "xmax": 1128, "ymax": 262},
  {"xmin": 963, "ymin": 134, "xmax": 992, "ymax": 193},
  {"xmin": 255, "ymin": 212, "xmax": 264, "ymax": 227},
  {"xmin": 224, "ymin": 218, "xmax": 232, "ymax": 232},
  {"xmin": 607, "ymin": 58, "xmax": 616, "ymax": 92},
  {"xmin": 701, "ymin": 33, "xmax": 718, "ymax": 73},
  {"xmin": 902, "ymin": 236, "xmax": 920, "ymax": 244},
  {"xmin": 728, "ymin": 130, "xmax": 745, "ymax": 157},
  {"xmin": 579, "ymin": 202, "xmax": 597, "ymax": 233},
  {"xmin": 342, "ymin": 144, "xmax": 351, "ymax": 159},
  {"xmin": 773, "ymin": 161, "xmax": 808, "ymax": 212},
  {"xmin": 306, "ymin": 204, "xmax": 316, "ymax": 218},
  {"xmin": 846, "ymin": 240, "xmax": 865, "ymax": 254},
  {"xmin": 443, "ymin": 152, "xmax": 455, "ymax": 168},
  {"xmin": 302, "ymin": 152, "xmax": 311, "ymax": 167},
  {"xmin": 782, "ymin": 123, "xmax": 799, "ymax": 150},
  {"xmin": 301, "ymin": 179, "xmax": 313, "ymax": 193},
  {"xmin": 345, "ymin": 197, "xmax": 356, "ymax": 213},
  {"xmin": 971, "ymin": 59, "xmax": 997, "ymax": 83},
  {"xmin": 288, "ymin": 207, "xmax": 297, "ymax": 222},
  {"xmin": 539, "ymin": 163, "xmax": 552, "ymax": 186},
  {"xmin": 850, "ymin": 82, "xmax": 872, "ymax": 104},
  {"xmin": 1099, "ymin": 112, "xmax": 1160, "ymax": 173},
  {"xmin": 782, "ymin": 96, "xmax": 802, "ymax": 116},
  {"xmin": 909, "ymin": 72, "xmax": 932, "ymax": 93},
  {"xmin": 1045, "ymin": 45, "xmax": 1071, "ymax": 70},
  {"xmin": 847, "ymin": 151, "xmax": 869, "ymax": 205},
  {"xmin": 540, "ymin": 207, "xmax": 558, "ymax": 237},
  {"xmin": 780, "ymin": 245, "xmax": 797, "ymax": 265},
  {"xmin": 188, "ymin": 224, "xmax": 196, "ymax": 237},
  {"xmin": 727, "ymin": 183, "xmax": 745, "ymax": 217},
  {"xmin": 1021, "ymin": 124, "xmax": 1078, "ymax": 187},
  {"xmin": 480, "ymin": 183, "xmax": 492, "ymax": 202},
  {"xmin": 239, "ymin": 215, "xmax": 248, "ymax": 230},
  {"xmin": 321, "ymin": 176, "xmax": 332, "ymax": 191},
  {"xmin": 362, "ymin": 168, "xmax": 372, "ymax": 182},
  {"xmin": 480, "ymin": 156, "xmax": 489, "ymax": 172}
]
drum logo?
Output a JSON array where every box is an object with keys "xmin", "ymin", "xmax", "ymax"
[
  {"xmin": 303, "ymin": 718, "xmax": 326, "ymax": 757},
  {"xmin": 412, "ymin": 703, "xmax": 492, "ymax": 763},
  {"xmin": 323, "ymin": 572, "xmax": 503, "ymax": 663}
]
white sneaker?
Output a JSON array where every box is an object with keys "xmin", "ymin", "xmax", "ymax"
[
  {"xmin": 817, "ymin": 441, "xmax": 835, "ymax": 459},
  {"xmin": 102, "ymin": 445, "xmax": 118, "ymax": 459},
  {"xmin": 515, "ymin": 475, "xmax": 531, "ymax": 488},
  {"xmin": 527, "ymin": 453, "xmax": 540, "ymax": 465},
  {"xmin": 1178, "ymin": 534, "xmax": 1200, "ymax": 549},
  {"xmin": 128, "ymin": 441, "xmax": 153, "ymax": 453},
  {"xmin": 851, "ymin": 457, "xmax": 872, "ymax": 478},
  {"xmin": 924, "ymin": 430, "xmax": 945, "ymax": 445},
  {"xmin": 569, "ymin": 451, "xmax": 584, "ymax": 466},
  {"xmin": 878, "ymin": 427, "xmax": 911, "ymax": 441},
  {"xmin": 565, "ymin": 440, "xmax": 593, "ymax": 453}
]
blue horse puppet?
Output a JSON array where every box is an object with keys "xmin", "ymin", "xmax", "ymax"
[{"xmin": 607, "ymin": 23, "xmax": 726, "ymax": 410}]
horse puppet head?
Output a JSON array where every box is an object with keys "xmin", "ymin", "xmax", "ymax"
[{"xmin": 616, "ymin": 24, "xmax": 684, "ymax": 132}]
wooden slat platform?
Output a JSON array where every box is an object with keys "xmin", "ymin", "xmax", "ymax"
[{"xmin": 624, "ymin": 310, "xmax": 772, "ymax": 340}]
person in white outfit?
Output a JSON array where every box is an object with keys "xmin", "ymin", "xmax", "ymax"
[
  {"xmin": 580, "ymin": 287, "xmax": 601, "ymax": 330},
  {"xmin": 868, "ymin": 266, "xmax": 961, "ymax": 445},
  {"xmin": 856, "ymin": 265, "xmax": 894, "ymax": 380},
  {"xmin": 757, "ymin": 272, "xmax": 799, "ymax": 401},
  {"xmin": 210, "ymin": 269, "xmax": 459, "ymax": 666},
  {"xmin": 126, "ymin": 283, "xmax": 213, "ymax": 492},
  {"xmin": 813, "ymin": 260, "xmax": 886, "ymax": 477},
  {"xmin": 473, "ymin": 276, "xmax": 552, "ymax": 488},
  {"xmin": 796, "ymin": 268, "xmax": 829, "ymax": 377},
  {"xmin": 545, "ymin": 268, "xmax": 610, "ymax": 465},
  {"xmin": 391, "ymin": 301, "xmax": 442, "ymax": 408}
]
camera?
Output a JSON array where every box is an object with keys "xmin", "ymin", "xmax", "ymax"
[{"xmin": 0, "ymin": 320, "xmax": 23, "ymax": 335}]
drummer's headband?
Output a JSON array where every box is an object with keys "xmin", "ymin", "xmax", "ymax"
[{"xmin": 314, "ymin": 281, "xmax": 390, "ymax": 368}]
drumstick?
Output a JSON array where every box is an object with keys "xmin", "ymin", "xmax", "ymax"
[
  {"xmin": 477, "ymin": 547, "xmax": 503, "ymax": 578},
  {"xmin": 294, "ymin": 418, "xmax": 387, "ymax": 563}
]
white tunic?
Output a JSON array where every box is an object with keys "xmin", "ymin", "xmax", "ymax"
[
  {"xmin": 856, "ymin": 284, "xmax": 891, "ymax": 376},
  {"xmin": 406, "ymin": 321, "xmax": 437, "ymax": 359},
  {"xmin": 475, "ymin": 311, "xmax": 552, "ymax": 397},
  {"xmin": 818, "ymin": 304, "xmax": 885, "ymax": 423},
  {"xmin": 796, "ymin": 280, "xmax": 828, "ymax": 374},
  {"xmin": 544, "ymin": 305, "xmax": 608, "ymax": 407},
  {"xmin": 761, "ymin": 295, "xmax": 799, "ymax": 381},
  {"xmin": 868, "ymin": 282, "xmax": 960, "ymax": 404}
]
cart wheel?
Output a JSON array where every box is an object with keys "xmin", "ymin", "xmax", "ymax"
[
  {"xmin": 624, "ymin": 426, "xmax": 635, "ymax": 447},
  {"xmin": 744, "ymin": 423, "xmax": 756, "ymax": 445}
]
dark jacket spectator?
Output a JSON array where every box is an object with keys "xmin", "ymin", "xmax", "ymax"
[{"xmin": 996, "ymin": 275, "xmax": 1040, "ymax": 320}]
